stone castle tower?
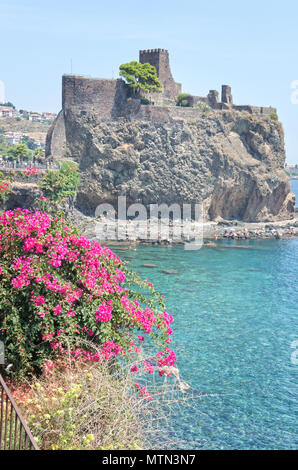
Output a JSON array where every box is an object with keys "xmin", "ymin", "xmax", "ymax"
[{"xmin": 139, "ymin": 49, "xmax": 181, "ymax": 103}]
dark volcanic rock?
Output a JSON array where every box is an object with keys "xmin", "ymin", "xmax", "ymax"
[
  {"xmin": 46, "ymin": 110, "xmax": 295, "ymax": 222},
  {"xmin": 5, "ymin": 182, "xmax": 42, "ymax": 210}
]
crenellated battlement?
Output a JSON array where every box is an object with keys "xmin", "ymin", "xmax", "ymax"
[{"xmin": 140, "ymin": 48, "xmax": 168, "ymax": 54}]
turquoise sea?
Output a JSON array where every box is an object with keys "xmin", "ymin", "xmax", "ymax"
[{"xmin": 108, "ymin": 182, "xmax": 298, "ymax": 449}]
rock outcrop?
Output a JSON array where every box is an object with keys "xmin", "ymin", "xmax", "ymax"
[
  {"xmin": 5, "ymin": 182, "xmax": 42, "ymax": 210},
  {"xmin": 46, "ymin": 108, "xmax": 295, "ymax": 222}
]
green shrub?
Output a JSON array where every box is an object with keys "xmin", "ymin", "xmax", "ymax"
[
  {"xmin": 0, "ymin": 171, "xmax": 11, "ymax": 205},
  {"xmin": 140, "ymin": 97, "xmax": 151, "ymax": 105},
  {"xmin": 176, "ymin": 93, "xmax": 192, "ymax": 107},
  {"xmin": 269, "ymin": 113, "xmax": 278, "ymax": 121},
  {"xmin": 39, "ymin": 160, "xmax": 80, "ymax": 203},
  {"xmin": 194, "ymin": 101, "xmax": 211, "ymax": 112}
]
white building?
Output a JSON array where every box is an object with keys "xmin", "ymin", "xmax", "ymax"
[
  {"xmin": 28, "ymin": 113, "xmax": 45, "ymax": 122},
  {"xmin": 3, "ymin": 131, "xmax": 23, "ymax": 145},
  {"xmin": 42, "ymin": 112, "xmax": 57, "ymax": 121},
  {"xmin": 0, "ymin": 106, "xmax": 14, "ymax": 118}
]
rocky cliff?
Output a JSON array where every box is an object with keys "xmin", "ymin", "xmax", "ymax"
[{"xmin": 46, "ymin": 108, "xmax": 295, "ymax": 222}]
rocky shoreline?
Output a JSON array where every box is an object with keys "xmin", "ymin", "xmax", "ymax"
[
  {"xmin": 202, "ymin": 217, "xmax": 298, "ymax": 241},
  {"xmin": 79, "ymin": 212, "xmax": 298, "ymax": 247}
]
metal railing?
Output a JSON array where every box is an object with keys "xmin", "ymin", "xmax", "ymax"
[
  {"xmin": 0, "ymin": 161, "xmax": 60, "ymax": 171},
  {"xmin": 0, "ymin": 374, "xmax": 39, "ymax": 450}
]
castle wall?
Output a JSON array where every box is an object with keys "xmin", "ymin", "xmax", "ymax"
[
  {"xmin": 127, "ymin": 104, "xmax": 278, "ymax": 124},
  {"xmin": 232, "ymin": 105, "xmax": 277, "ymax": 115},
  {"xmin": 62, "ymin": 75, "xmax": 128, "ymax": 119},
  {"xmin": 129, "ymin": 104, "xmax": 213, "ymax": 123},
  {"xmin": 189, "ymin": 96, "xmax": 209, "ymax": 106},
  {"xmin": 45, "ymin": 110, "xmax": 66, "ymax": 158},
  {"xmin": 175, "ymin": 82, "xmax": 182, "ymax": 96}
]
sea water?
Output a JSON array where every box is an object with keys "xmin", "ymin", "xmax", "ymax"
[
  {"xmin": 105, "ymin": 182, "xmax": 298, "ymax": 449},
  {"xmin": 109, "ymin": 239, "xmax": 298, "ymax": 449}
]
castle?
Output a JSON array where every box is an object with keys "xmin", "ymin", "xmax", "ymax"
[
  {"xmin": 45, "ymin": 49, "xmax": 294, "ymax": 224},
  {"xmin": 61, "ymin": 48, "xmax": 276, "ymax": 122}
]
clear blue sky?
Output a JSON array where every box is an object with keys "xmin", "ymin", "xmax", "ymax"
[{"xmin": 1, "ymin": 0, "xmax": 298, "ymax": 162}]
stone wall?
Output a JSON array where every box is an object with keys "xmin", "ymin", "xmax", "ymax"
[
  {"xmin": 0, "ymin": 170, "xmax": 45, "ymax": 183},
  {"xmin": 62, "ymin": 75, "xmax": 128, "ymax": 119},
  {"xmin": 126, "ymin": 104, "xmax": 277, "ymax": 124},
  {"xmin": 222, "ymin": 85, "xmax": 233, "ymax": 105},
  {"xmin": 232, "ymin": 105, "xmax": 277, "ymax": 115},
  {"xmin": 46, "ymin": 110, "xmax": 66, "ymax": 159},
  {"xmin": 189, "ymin": 96, "xmax": 209, "ymax": 106}
]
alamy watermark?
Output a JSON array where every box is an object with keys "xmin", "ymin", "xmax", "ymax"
[
  {"xmin": 0, "ymin": 341, "xmax": 4, "ymax": 365},
  {"xmin": 290, "ymin": 81, "xmax": 298, "ymax": 104},
  {"xmin": 94, "ymin": 196, "xmax": 203, "ymax": 250}
]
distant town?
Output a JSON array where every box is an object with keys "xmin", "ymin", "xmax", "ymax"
[
  {"xmin": 0, "ymin": 102, "xmax": 56, "ymax": 164},
  {"xmin": 0, "ymin": 103, "xmax": 56, "ymax": 122},
  {"xmin": 285, "ymin": 163, "xmax": 298, "ymax": 179}
]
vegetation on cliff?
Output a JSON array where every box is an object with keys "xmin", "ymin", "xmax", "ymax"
[
  {"xmin": 0, "ymin": 171, "xmax": 11, "ymax": 205},
  {"xmin": 176, "ymin": 93, "xmax": 192, "ymax": 107},
  {"xmin": 39, "ymin": 160, "xmax": 80, "ymax": 203}
]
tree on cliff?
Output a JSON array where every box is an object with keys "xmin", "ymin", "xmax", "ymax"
[{"xmin": 119, "ymin": 61, "xmax": 162, "ymax": 94}]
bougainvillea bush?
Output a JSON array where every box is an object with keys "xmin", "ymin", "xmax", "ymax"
[
  {"xmin": 0, "ymin": 172, "xmax": 11, "ymax": 205},
  {"xmin": 0, "ymin": 209, "xmax": 176, "ymax": 382}
]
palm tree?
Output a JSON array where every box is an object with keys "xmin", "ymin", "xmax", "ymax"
[
  {"xmin": 13, "ymin": 144, "xmax": 29, "ymax": 163},
  {"xmin": 34, "ymin": 147, "xmax": 45, "ymax": 163}
]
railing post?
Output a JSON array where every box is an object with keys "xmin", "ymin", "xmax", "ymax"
[{"xmin": 0, "ymin": 374, "xmax": 39, "ymax": 450}]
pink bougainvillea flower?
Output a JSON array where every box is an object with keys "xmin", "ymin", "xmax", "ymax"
[
  {"xmin": 23, "ymin": 168, "xmax": 39, "ymax": 176},
  {"xmin": 95, "ymin": 300, "xmax": 113, "ymax": 322},
  {"xmin": 0, "ymin": 209, "xmax": 176, "ymax": 388}
]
